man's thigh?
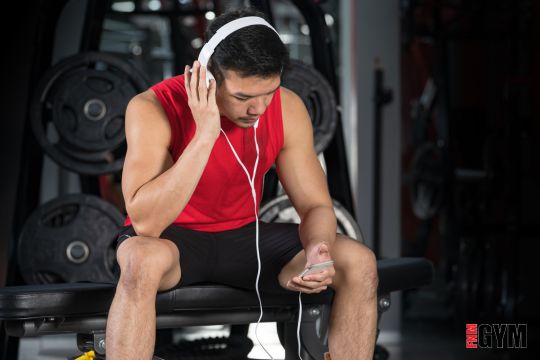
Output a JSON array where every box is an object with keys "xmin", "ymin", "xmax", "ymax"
[
  {"xmin": 211, "ymin": 221, "xmax": 303, "ymax": 294},
  {"xmin": 115, "ymin": 224, "xmax": 214, "ymax": 289}
]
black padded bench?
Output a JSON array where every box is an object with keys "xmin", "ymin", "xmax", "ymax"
[{"xmin": 0, "ymin": 257, "xmax": 433, "ymax": 359}]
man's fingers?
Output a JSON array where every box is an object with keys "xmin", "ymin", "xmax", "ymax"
[
  {"xmin": 287, "ymin": 281, "xmax": 328, "ymax": 294},
  {"xmin": 301, "ymin": 270, "xmax": 328, "ymax": 282},
  {"xmin": 190, "ymin": 61, "xmax": 200, "ymax": 101},
  {"xmin": 297, "ymin": 278, "xmax": 332, "ymax": 288},
  {"xmin": 207, "ymin": 79, "xmax": 217, "ymax": 104},
  {"xmin": 184, "ymin": 65, "xmax": 191, "ymax": 99},
  {"xmin": 300, "ymin": 276, "xmax": 332, "ymax": 287},
  {"xmin": 291, "ymin": 275, "xmax": 332, "ymax": 289},
  {"xmin": 185, "ymin": 62, "xmax": 217, "ymax": 108},
  {"xmin": 198, "ymin": 65, "xmax": 208, "ymax": 104},
  {"xmin": 300, "ymin": 286, "xmax": 327, "ymax": 294},
  {"xmin": 302, "ymin": 267, "xmax": 335, "ymax": 282}
]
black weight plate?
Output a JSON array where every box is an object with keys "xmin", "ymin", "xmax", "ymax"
[
  {"xmin": 409, "ymin": 142, "xmax": 445, "ymax": 220},
  {"xmin": 281, "ymin": 59, "xmax": 337, "ymax": 154},
  {"xmin": 31, "ymin": 52, "xmax": 150, "ymax": 175},
  {"xmin": 17, "ymin": 194, "xmax": 124, "ymax": 284},
  {"xmin": 259, "ymin": 195, "xmax": 363, "ymax": 242},
  {"xmin": 51, "ymin": 69, "xmax": 133, "ymax": 151}
]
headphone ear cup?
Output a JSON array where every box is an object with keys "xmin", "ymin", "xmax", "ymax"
[{"xmin": 206, "ymin": 70, "xmax": 215, "ymax": 88}]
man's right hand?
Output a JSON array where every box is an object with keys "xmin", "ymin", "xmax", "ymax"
[{"xmin": 184, "ymin": 61, "xmax": 220, "ymax": 141}]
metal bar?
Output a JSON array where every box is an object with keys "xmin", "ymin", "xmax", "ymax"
[
  {"xmin": 373, "ymin": 63, "xmax": 393, "ymax": 257},
  {"xmin": 373, "ymin": 65, "xmax": 383, "ymax": 257},
  {"xmin": 80, "ymin": 0, "xmax": 110, "ymax": 52},
  {"xmin": 340, "ymin": 0, "xmax": 359, "ymax": 218}
]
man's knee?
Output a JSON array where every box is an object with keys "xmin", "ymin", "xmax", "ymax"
[
  {"xmin": 332, "ymin": 236, "xmax": 378, "ymax": 294},
  {"xmin": 116, "ymin": 236, "xmax": 180, "ymax": 292}
]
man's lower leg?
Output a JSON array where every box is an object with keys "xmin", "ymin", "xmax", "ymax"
[
  {"xmin": 105, "ymin": 280, "xmax": 158, "ymax": 360},
  {"xmin": 327, "ymin": 280, "xmax": 378, "ymax": 360}
]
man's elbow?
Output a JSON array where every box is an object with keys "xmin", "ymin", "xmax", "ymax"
[
  {"xmin": 124, "ymin": 197, "xmax": 151, "ymax": 236},
  {"xmin": 126, "ymin": 205, "xmax": 162, "ymax": 238},
  {"xmin": 130, "ymin": 219, "xmax": 162, "ymax": 238}
]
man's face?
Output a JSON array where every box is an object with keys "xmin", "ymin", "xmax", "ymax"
[{"xmin": 215, "ymin": 70, "xmax": 281, "ymax": 128}]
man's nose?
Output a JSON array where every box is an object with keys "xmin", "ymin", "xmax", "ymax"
[{"xmin": 248, "ymin": 97, "xmax": 267, "ymax": 115}]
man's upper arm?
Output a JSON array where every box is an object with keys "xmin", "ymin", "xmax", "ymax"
[
  {"xmin": 276, "ymin": 88, "xmax": 333, "ymax": 218},
  {"xmin": 122, "ymin": 90, "xmax": 174, "ymax": 212}
]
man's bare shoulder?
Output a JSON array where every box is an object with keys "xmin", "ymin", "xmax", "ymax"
[
  {"xmin": 280, "ymin": 86, "xmax": 305, "ymax": 114},
  {"xmin": 279, "ymin": 86, "xmax": 312, "ymax": 147},
  {"xmin": 125, "ymin": 90, "xmax": 171, "ymax": 147},
  {"xmin": 130, "ymin": 89, "xmax": 160, "ymax": 107}
]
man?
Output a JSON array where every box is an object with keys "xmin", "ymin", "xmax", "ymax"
[{"xmin": 105, "ymin": 8, "xmax": 378, "ymax": 360}]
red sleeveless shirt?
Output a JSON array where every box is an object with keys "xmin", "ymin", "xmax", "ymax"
[{"xmin": 124, "ymin": 75, "xmax": 284, "ymax": 232}]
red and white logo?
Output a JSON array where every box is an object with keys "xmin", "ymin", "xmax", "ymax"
[
  {"xmin": 466, "ymin": 323, "xmax": 478, "ymax": 349},
  {"xmin": 465, "ymin": 323, "xmax": 527, "ymax": 349}
]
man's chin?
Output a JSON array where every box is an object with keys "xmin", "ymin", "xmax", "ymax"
[{"xmin": 235, "ymin": 119, "xmax": 258, "ymax": 128}]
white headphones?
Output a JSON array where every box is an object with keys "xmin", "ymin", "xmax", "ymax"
[{"xmin": 197, "ymin": 16, "xmax": 279, "ymax": 88}]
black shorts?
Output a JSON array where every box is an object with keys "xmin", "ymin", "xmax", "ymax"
[{"xmin": 116, "ymin": 221, "xmax": 303, "ymax": 294}]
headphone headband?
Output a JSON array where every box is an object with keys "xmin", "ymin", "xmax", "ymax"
[{"xmin": 198, "ymin": 16, "xmax": 278, "ymax": 66}]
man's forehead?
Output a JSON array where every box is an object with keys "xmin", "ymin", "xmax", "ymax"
[{"xmin": 222, "ymin": 70, "xmax": 280, "ymax": 96}]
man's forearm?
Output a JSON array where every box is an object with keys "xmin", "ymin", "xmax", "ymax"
[
  {"xmin": 298, "ymin": 205, "xmax": 337, "ymax": 251},
  {"xmin": 127, "ymin": 132, "xmax": 216, "ymax": 237}
]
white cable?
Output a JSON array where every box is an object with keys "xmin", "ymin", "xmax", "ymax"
[
  {"xmin": 297, "ymin": 292, "xmax": 304, "ymax": 360},
  {"xmin": 221, "ymin": 123, "xmax": 304, "ymax": 360},
  {"xmin": 221, "ymin": 124, "xmax": 274, "ymax": 360}
]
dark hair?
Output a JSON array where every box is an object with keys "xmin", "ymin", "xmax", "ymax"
[{"xmin": 204, "ymin": 8, "xmax": 289, "ymax": 85}]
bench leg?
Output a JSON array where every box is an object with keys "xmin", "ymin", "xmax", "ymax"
[
  {"xmin": 277, "ymin": 303, "xmax": 331, "ymax": 360},
  {"xmin": 278, "ymin": 294, "xmax": 392, "ymax": 360},
  {"xmin": 76, "ymin": 332, "xmax": 166, "ymax": 360},
  {"xmin": 374, "ymin": 294, "xmax": 391, "ymax": 360},
  {"xmin": 77, "ymin": 332, "xmax": 106, "ymax": 359}
]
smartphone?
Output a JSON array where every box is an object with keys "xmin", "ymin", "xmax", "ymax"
[{"xmin": 298, "ymin": 260, "xmax": 335, "ymax": 278}]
